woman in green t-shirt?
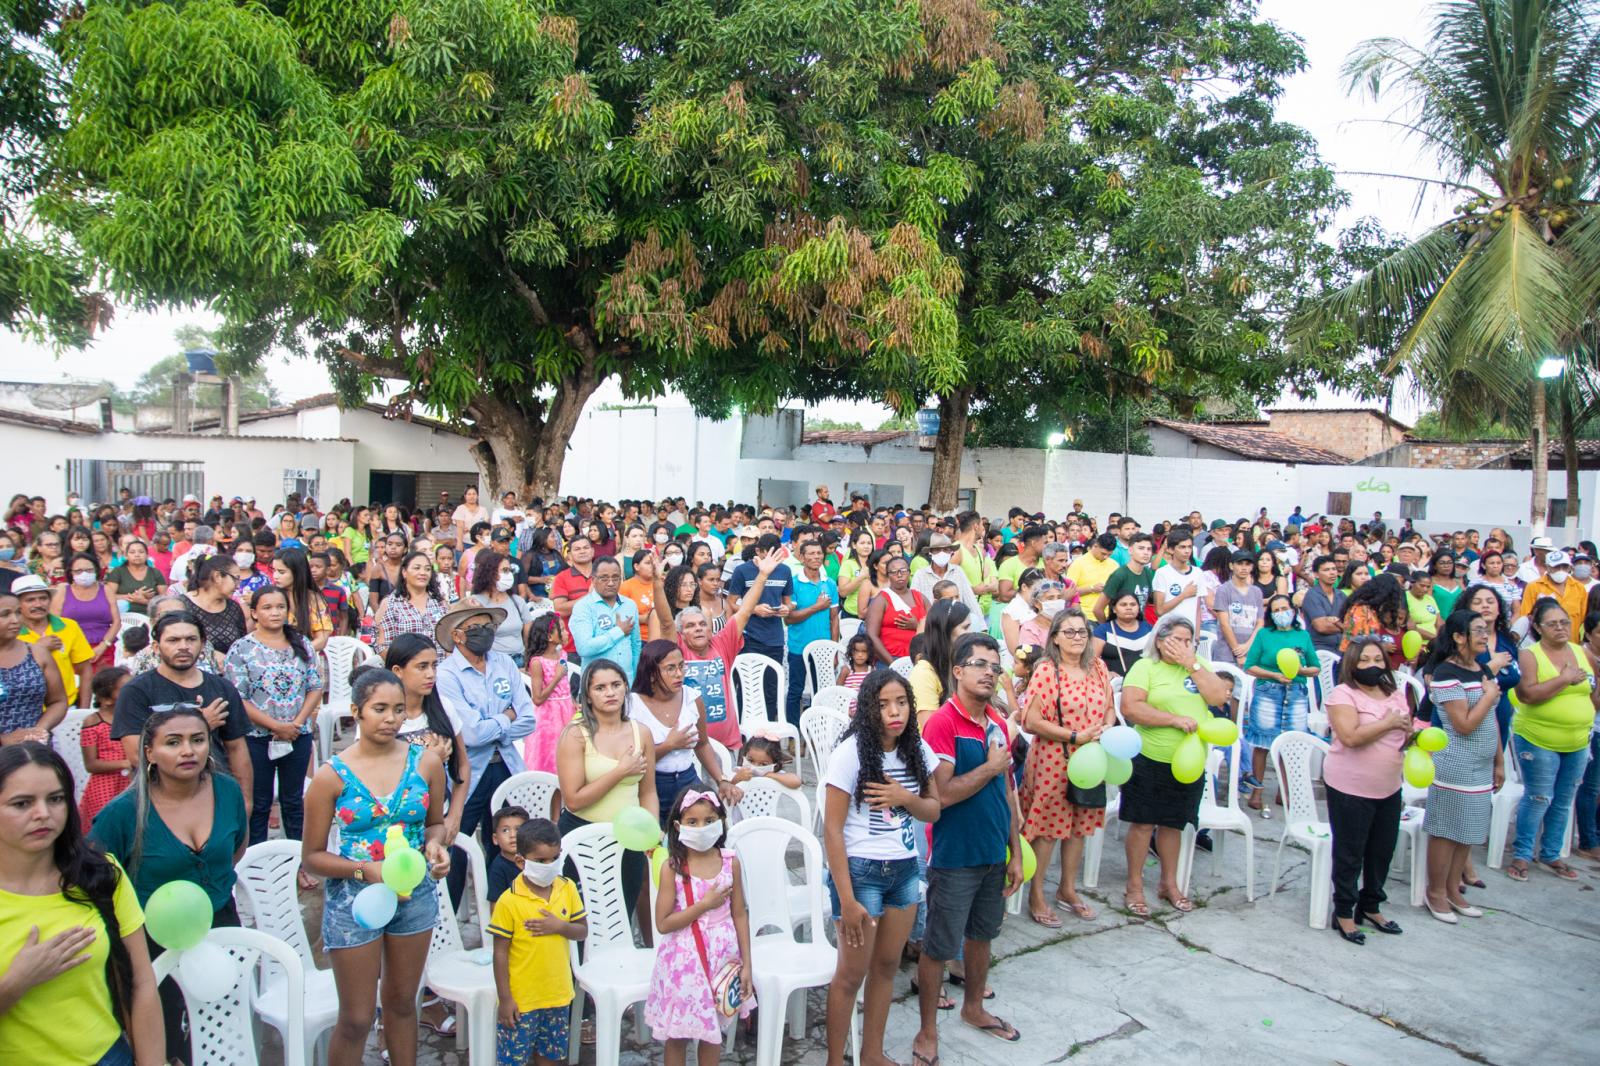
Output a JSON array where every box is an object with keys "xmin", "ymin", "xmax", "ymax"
[
  {"xmin": 1118, "ymin": 616, "xmax": 1235, "ymax": 916},
  {"xmin": 0, "ymin": 743, "xmax": 161, "ymax": 1065},
  {"xmin": 1242, "ymin": 594, "xmax": 1318, "ymax": 814}
]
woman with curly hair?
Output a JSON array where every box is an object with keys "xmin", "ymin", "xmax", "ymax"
[
  {"xmin": 821, "ymin": 667, "xmax": 941, "ymax": 1066},
  {"xmin": 1339, "ymin": 574, "xmax": 1410, "ymax": 669}
]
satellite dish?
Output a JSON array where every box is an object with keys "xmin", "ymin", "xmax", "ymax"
[{"xmin": 23, "ymin": 382, "xmax": 112, "ymax": 410}]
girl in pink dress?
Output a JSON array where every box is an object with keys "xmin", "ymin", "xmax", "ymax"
[
  {"xmin": 646, "ymin": 790, "xmax": 755, "ymax": 1062},
  {"xmin": 523, "ymin": 613, "xmax": 575, "ymax": 773}
]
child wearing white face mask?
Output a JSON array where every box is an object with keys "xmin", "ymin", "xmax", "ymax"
[
  {"xmin": 490, "ymin": 817, "xmax": 587, "ymax": 1066},
  {"xmin": 647, "ymin": 790, "xmax": 756, "ymax": 1063},
  {"xmin": 730, "ymin": 735, "xmax": 803, "ymax": 789}
]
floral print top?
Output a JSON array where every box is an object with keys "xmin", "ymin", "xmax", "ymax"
[
  {"xmin": 223, "ymin": 632, "xmax": 324, "ymax": 738},
  {"xmin": 329, "ymin": 744, "xmax": 430, "ymax": 860}
]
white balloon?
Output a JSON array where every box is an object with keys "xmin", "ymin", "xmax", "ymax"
[{"xmin": 177, "ymin": 942, "xmax": 240, "ymax": 1002}]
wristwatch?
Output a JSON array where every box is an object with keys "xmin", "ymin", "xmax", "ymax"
[{"xmin": 352, "ymin": 864, "xmax": 366, "ymax": 884}]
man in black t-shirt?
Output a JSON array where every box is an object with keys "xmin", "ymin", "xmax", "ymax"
[{"xmin": 112, "ymin": 612, "xmax": 252, "ymax": 812}]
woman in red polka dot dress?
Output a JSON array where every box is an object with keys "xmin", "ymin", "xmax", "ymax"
[{"xmin": 1019, "ymin": 606, "xmax": 1116, "ymax": 927}]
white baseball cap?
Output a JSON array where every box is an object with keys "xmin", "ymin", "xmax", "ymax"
[
  {"xmin": 1545, "ymin": 549, "xmax": 1571, "ymax": 568},
  {"xmin": 181, "ymin": 494, "xmax": 200, "ymax": 504}
]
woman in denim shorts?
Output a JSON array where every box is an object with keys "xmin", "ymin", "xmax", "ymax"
[
  {"xmin": 303, "ymin": 668, "xmax": 453, "ymax": 1066},
  {"xmin": 821, "ymin": 669, "xmax": 943, "ymax": 1066}
]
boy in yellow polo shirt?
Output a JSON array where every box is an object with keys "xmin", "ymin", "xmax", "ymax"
[
  {"xmin": 491, "ymin": 818, "xmax": 586, "ymax": 1066},
  {"xmin": 13, "ymin": 575, "xmax": 93, "ymax": 706}
]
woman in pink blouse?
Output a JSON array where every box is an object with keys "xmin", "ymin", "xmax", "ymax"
[{"xmin": 1322, "ymin": 637, "xmax": 1419, "ymax": 945}]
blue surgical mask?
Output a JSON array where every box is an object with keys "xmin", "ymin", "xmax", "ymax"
[
  {"xmin": 0, "ymin": 548, "xmax": 13, "ymax": 561},
  {"xmin": 1271, "ymin": 611, "xmax": 1295, "ymax": 629}
]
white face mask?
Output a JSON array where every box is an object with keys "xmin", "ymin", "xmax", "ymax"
[
  {"xmin": 678, "ymin": 821, "xmax": 723, "ymax": 852},
  {"xmin": 521, "ymin": 860, "xmax": 560, "ymax": 887},
  {"xmin": 931, "ymin": 551, "xmax": 951, "ymax": 567},
  {"xmin": 234, "ymin": 551, "xmax": 254, "ymax": 568},
  {"xmin": 1039, "ymin": 600, "xmax": 1064, "ymax": 617},
  {"xmin": 1271, "ymin": 611, "xmax": 1295, "ymax": 628},
  {"xmin": 1576, "ymin": 565, "xmax": 1593, "ymax": 581},
  {"xmin": 663, "ymin": 552, "xmax": 683, "ymax": 567},
  {"xmin": 496, "ymin": 571, "xmax": 516, "ymax": 593},
  {"xmin": 654, "ymin": 531, "xmax": 670, "ymax": 544},
  {"xmin": 1551, "ymin": 569, "xmax": 1570, "ymax": 584},
  {"xmin": 742, "ymin": 761, "xmax": 774, "ymax": 776},
  {"xmin": 72, "ymin": 572, "xmax": 97, "ymax": 588}
]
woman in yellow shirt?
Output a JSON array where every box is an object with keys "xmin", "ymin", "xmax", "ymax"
[{"xmin": 0, "ymin": 743, "xmax": 162, "ymax": 1065}]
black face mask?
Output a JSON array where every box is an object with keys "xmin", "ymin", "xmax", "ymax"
[
  {"xmin": 1352, "ymin": 665, "xmax": 1389, "ymax": 687},
  {"xmin": 462, "ymin": 624, "xmax": 496, "ymax": 655}
]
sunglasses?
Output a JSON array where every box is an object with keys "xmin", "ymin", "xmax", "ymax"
[{"xmin": 958, "ymin": 659, "xmax": 1003, "ymax": 674}]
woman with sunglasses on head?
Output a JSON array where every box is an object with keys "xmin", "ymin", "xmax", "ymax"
[
  {"xmin": 1021, "ymin": 607, "xmax": 1115, "ymax": 927},
  {"xmin": 0, "ymin": 742, "xmax": 163, "ymax": 1065}
]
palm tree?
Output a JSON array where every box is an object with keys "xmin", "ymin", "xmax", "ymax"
[{"xmin": 1295, "ymin": 0, "xmax": 1599, "ymax": 535}]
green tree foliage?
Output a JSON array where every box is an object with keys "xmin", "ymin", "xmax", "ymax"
[
  {"xmin": 45, "ymin": 0, "xmax": 964, "ymax": 495},
  {"xmin": 0, "ymin": 0, "xmax": 104, "ymax": 343},
  {"xmin": 1295, "ymin": 0, "xmax": 1599, "ymax": 532}
]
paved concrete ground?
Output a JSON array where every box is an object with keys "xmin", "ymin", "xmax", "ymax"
[{"xmin": 262, "ymin": 747, "xmax": 1597, "ymax": 1066}]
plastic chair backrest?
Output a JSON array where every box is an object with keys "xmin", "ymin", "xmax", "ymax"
[
  {"xmin": 1194, "ymin": 633, "xmax": 1214, "ymax": 663},
  {"xmin": 707, "ymin": 738, "xmax": 734, "ymax": 779},
  {"xmin": 889, "ymin": 657, "xmax": 912, "ymax": 679},
  {"xmin": 1317, "ymin": 650, "xmax": 1341, "ymax": 699},
  {"xmin": 428, "ymin": 884, "xmax": 467, "ymax": 960},
  {"xmin": 1209, "ymin": 661, "xmax": 1250, "ymax": 707},
  {"xmin": 323, "ymin": 636, "xmax": 368, "ymax": 707},
  {"xmin": 113, "ymin": 615, "xmax": 149, "ymax": 666},
  {"xmin": 453, "ymin": 831, "xmax": 491, "ymax": 941},
  {"xmin": 490, "ymin": 770, "xmax": 561, "ymax": 822},
  {"xmin": 1397, "ymin": 671, "xmax": 1425, "ymax": 707},
  {"xmin": 561, "ymin": 821, "xmax": 636, "ymax": 951},
  {"xmin": 839, "ymin": 617, "xmax": 863, "ymax": 642},
  {"xmin": 1270, "ymin": 732, "xmax": 1330, "ymax": 826},
  {"xmin": 727, "ymin": 817, "xmax": 825, "ymax": 942},
  {"xmin": 802, "ymin": 639, "xmax": 846, "ymax": 695},
  {"xmin": 234, "ymin": 840, "xmax": 316, "ymax": 971},
  {"xmin": 734, "ymin": 778, "xmax": 812, "ymax": 826},
  {"xmin": 151, "ymin": 926, "xmax": 306, "ymax": 1066},
  {"xmin": 53, "ymin": 708, "xmax": 95, "ymax": 804},
  {"xmin": 799, "ymin": 704, "xmax": 850, "ymax": 785},
  {"xmin": 731, "ymin": 653, "xmax": 784, "ymax": 732}
]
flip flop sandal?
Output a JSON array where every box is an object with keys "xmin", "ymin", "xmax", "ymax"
[
  {"xmin": 1124, "ymin": 896, "xmax": 1151, "ymax": 918},
  {"xmin": 1505, "ymin": 862, "xmax": 1530, "ymax": 882},
  {"xmin": 967, "ymin": 1016, "xmax": 1021, "ymax": 1042},
  {"xmin": 945, "ymin": 973, "xmax": 995, "ymax": 1000},
  {"xmin": 1541, "ymin": 861, "xmax": 1580, "ymax": 881},
  {"xmin": 908, "ymin": 978, "xmax": 955, "ymax": 1011},
  {"xmin": 1028, "ymin": 908, "xmax": 1063, "ymax": 928},
  {"xmin": 911, "ymin": 1051, "xmax": 940, "ymax": 1066},
  {"xmin": 1055, "ymin": 896, "xmax": 1097, "ymax": 920}
]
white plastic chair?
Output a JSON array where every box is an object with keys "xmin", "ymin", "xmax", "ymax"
[
  {"xmin": 490, "ymin": 769, "xmax": 561, "ymax": 823},
  {"xmin": 802, "ymin": 639, "xmax": 846, "ymax": 699},
  {"xmin": 728, "ymin": 817, "xmax": 854, "ymax": 1066},
  {"xmin": 112, "ymin": 614, "xmax": 149, "ymax": 666},
  {"xmin": 53, "ymin": 708, "xmax": 95, "ymax": 804},
  {"xmin": 151, "ymin": 926, "xmax": 307, "ymax": 1066},
  {"xmin": 1396, "ymin": 673, "xmax": 1429, "ymax": 806},
  {"xmin": 233, "ymin": 841, "xmax": 338, "ymax": 1064},
  {"xmin": 1266, "ymin": 732, "xmax": 1333, "ymax": 928},
  {"xmin": 424, "ymin": 876, "xmax": 498, "ymax": 1066},
  {"xmin": 1487, "ymin": 739, "xmax": 1525, "ymax": 868},
  {"xmin": 562, "ymin": 822, "xmax": 654, "ymax": 1066},
  {"xmin": 838, "ymin": 617, "xmax": 863, "ymax": 642},
  {"xmin": 452, "ymin": 831, "xmax": 492, "ymax": 942},
  {"xmin": 1394, "ymin": 804, "xmax": 1429, "ymax": 907},
  {"xmin": 319, "ymin": 636, "xmax": 374, "ymax": 761},
  {"xmin": 733, "ymin": 777, "xmax": 812, "ymax": 827},
  {"xmin": 732, "ymin": 653, "xmax": 798, "ymax": 751},
  {"xmin": 1081, "ymin": 788, "xmax": 1120, "ymax": 889},
  {"xmin": 1179, "ymin": 737, "xmax": 1256, "ymax": 901},
  {"xmin": 888, "ymin": 656, "xmax": 913, "ymax": 680},
  {"xmin": 707, "ymin": 737, "xmax": 734, "ymax": 780}
]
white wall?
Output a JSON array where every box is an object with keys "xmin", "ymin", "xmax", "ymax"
[
  {"xmin": 243, "ymin": 406, "xmax": 482, "ymax": 502},
  {"xmin": 0, "ymin": 420, "xmax": 357, "ymax": 507},
  {"xmin": 560, "ymin": 405, "xmax": 742, "ymax": 503}
]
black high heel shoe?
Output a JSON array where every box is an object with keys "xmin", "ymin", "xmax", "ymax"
[
  {"xmin": 1358, "ymin": 911, "xmax": 1403, "ymax": 935},
  {"xmin": 1332, "ymin": 920, "xmax": 1366, "ymax": 945}
]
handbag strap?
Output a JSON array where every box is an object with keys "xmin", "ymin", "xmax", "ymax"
[{"xmin": 680, "ymin": 870, "xmax": 716, "ymax": 987}]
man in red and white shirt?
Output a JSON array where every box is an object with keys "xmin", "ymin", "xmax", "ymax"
[
  {"xmin": 549, "ymin": 535, "xmax": 595, "ymax": 657},
  {"xmin": 809, "ymin": 484, "xmax": 837, "ymax": 523}
]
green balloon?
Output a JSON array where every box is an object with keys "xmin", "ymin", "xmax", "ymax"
[
  {"xmin": 613, "ymin": 805, "xmax": 661, "ymax": 851},
  {"xmin": 1401, "ymin": 630, "xmax": 1423, "ymax": 660},
  {"xmin": 1005, "ymin": 840, "xmax": 1038, "ymax": 882},
  {"xmin": 144, "ymin": 881, "xmax": 213, "ymax": 951},
  {"xmin": 1067, "ymin": 741, "xmax": 1108, "ymax": 789},
  {"xmin": 1404, "ymin": 747, "xmax": 1436, "ymax": 789},
  {"xmin": 1416, "ymin": 726, "xmax": 1448, "ymax": 753},
  {"xmin": 381, "ymin": 846, "xmax": 426, "ymax": 897},
  {"xmin": 1275, "ymin": 648, "xmax": 1300, "ymax": 679},
  {"xmin": 649, "ymin": 846, "xmax": 668, "ymax": 883},
  {"xmin": 1104, "ymin": 754, "xmax": 1134, "ymax": 786},
  {"xmin": 1171, "ymin": 733, "xmax": 1206, "ymax": 784},
  {"xmin": 1198, "ymin": 716, "xmax": 1239, "ymax": 747}
]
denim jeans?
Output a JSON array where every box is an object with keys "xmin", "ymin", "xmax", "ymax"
[
  {"xmin": 785, "ymin": 651, "xmax": 808, "ymax": 729},
  {"xmin": 1574, "ymin": 732, "xmax": 1600, "ymax": 850},
  {"xmin": 1511, "ymin": 736, "xmax": 1592, "ymax": 864},
  {"xmin": 245, "ymin": 731, "xmax": 313, "ymax": 846}
]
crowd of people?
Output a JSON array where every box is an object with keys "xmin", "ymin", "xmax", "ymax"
[{"xmin": 0, "ymin": 483, "xmax": 1595, "ymax": 1066}]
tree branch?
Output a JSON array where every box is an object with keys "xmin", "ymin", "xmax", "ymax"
[
  {"xmin": 332, "ymin": 346, "xmax": 407, "ymax": 379},
  {"xmin": 499, "ymin": 249, "xmax": 552, "ymax": 326}
]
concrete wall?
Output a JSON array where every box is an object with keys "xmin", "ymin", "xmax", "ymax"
[
  {"xmin": 242, "ymin": 407, "xmax": 481, "ymax": 502},
  {"xmin": 1145, "ymin": 424, "xmax": 1254, "ymax": 463},
  {"xmin": 559, "ymin": 404, "xmax": 742, "ymax": 504},
  {"xmin": 0, "ymin": 419, "xmax": 357, "ymax": 508},
  {"xmin": 1266, "ymin": 410, "xmax": 1406, "ymax": 461}
]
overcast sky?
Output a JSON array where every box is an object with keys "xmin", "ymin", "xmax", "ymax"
[{"xmin": 0, "ymin": 0, "xmax": 1443, "ymax": 422}]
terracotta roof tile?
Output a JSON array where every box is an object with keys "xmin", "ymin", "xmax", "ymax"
[
  {"xmin": 0, "ymin": 408, "xmax": 100, "ymax": 435},
  {"xmin": 1146, "ymin": 418, "xmax": 1351, "ymax": 465},
  {"xmin": 800, "ymin": 429, "xmax": 912, "ymax": 446}
]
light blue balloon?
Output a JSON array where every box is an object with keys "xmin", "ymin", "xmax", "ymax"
[
  {"xmin": 1101, "ymin": 725, "xmax": 1142, "ymax": 761},
  {"xmin": 352, "ymin": 883, "xmax": 399, "ymax": 930}
]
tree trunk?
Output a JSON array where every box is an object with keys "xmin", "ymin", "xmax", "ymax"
[
  {"xmin": 468, "ymin": 356, "xmax": 604, "ymax": 500},
  {"xmin": 927, "ymin": 387, "xmax": 971, "ymax": 511},
  {"xmin": 1531, "ymin": 382, "xmax": 1549, "ymax": 536},
  {"xmin": 1563, "ymin": 389, "xmax": 1581, "ymax": 543}
]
